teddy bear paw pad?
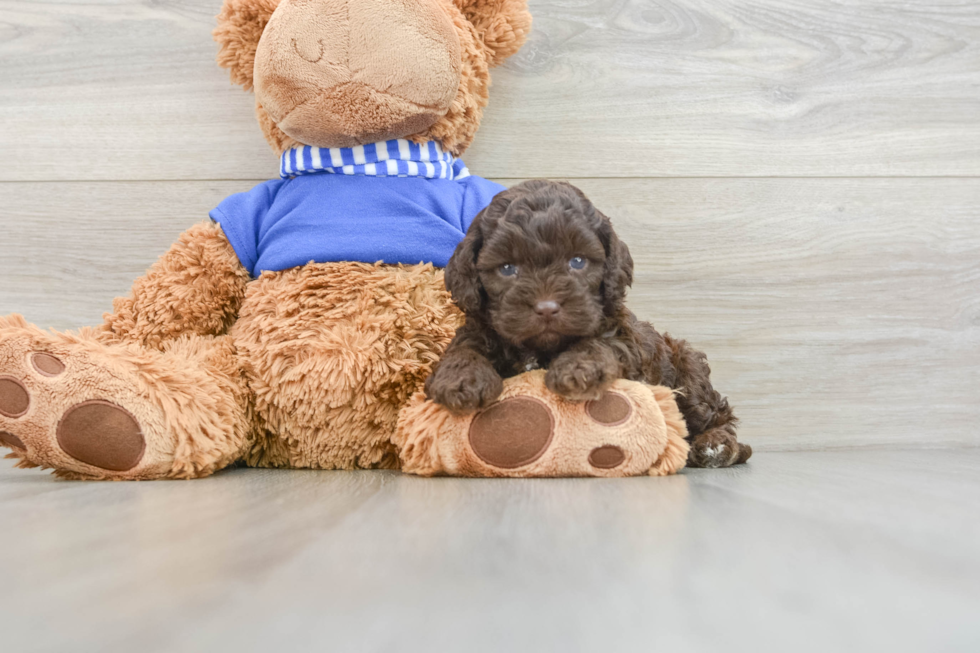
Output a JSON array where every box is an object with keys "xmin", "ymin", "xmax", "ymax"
[
  {"xmin": 0, "ymin": 430, "xmax": 26, "ymax": 450},
  {"xmin": 0, "ymin": 376, "xmax": 31, "ymax": 418},
  {"xmin": 56, "ymin": 400, "xmax": 145, "ymax": 472},
  {"xmin": 588, "ymin": 445, "xmax": 626, "ymax": 469},
  {"xmin": 31, "ymin": 352, "xmax": 66, "ymax": 377},
  {"xmin": 585, "ymin": 391, "xmax": 633, "ymax": 426},
  {"xmin": 468, "ymin": 396, "xmax": 554, "ymax": 469}
]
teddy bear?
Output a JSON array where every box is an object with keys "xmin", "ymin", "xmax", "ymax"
[
  {"xmin": 0, "ymin": 0, "xmax": 534, "ymax": 480},
  {"xmin": 0, "ymin": 0, "xmax": 696, "ymax": 480}
]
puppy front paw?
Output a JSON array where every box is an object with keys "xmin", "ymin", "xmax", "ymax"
[
  {"xmin": 426, "ymin": 359, "xmax": 504, "ymax": 415},
  {"xmin": 546, "ymin": 352, "xmax": 616, "ymax": 401}
]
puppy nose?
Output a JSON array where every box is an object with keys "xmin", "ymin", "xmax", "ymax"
[{"xmin": 535, "ymin": 300, "xmax": 561, "ymax": 318}]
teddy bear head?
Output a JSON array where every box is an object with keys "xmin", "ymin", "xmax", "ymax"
[{"xmin": 214, "ymin": 0, "xmax": 531, "ymax": 155}]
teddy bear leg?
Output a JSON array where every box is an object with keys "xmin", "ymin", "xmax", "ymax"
[
  {"xmin": 233, "ymin": 262, "xmax": 460, "ymax": 470},
  {"xmin": 0, "ymin": 315, "xmax": 253, "ymax": 480},
  {"xmin": 239, "ymin": 326, "xmax": 412, "ymax": 470},
  {"xmin": 397, "ymin": 373, "xmax": 694, "ymax": 478}
]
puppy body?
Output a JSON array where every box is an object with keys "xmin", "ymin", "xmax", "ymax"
[{"xmin": 426, "ymin": 180, "xmax": 751, "ymax": 468}]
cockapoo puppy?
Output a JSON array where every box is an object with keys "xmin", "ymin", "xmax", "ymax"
[{"xmin": 425, "ymin": 180, "xmax": 751, "ymax": 468}]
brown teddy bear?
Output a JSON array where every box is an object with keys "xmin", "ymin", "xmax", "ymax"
[
  {"xmin": 0, "ymin": 0, "xmax": 693, "ymax": 480},
  {"xmin": 0, "ymin": 0, "xmax": 533, "ymax": 480}
]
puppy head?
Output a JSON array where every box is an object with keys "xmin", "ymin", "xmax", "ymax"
[{"xmin": 446, "ymin": 180, "xmax": 634, "ymax": 352}]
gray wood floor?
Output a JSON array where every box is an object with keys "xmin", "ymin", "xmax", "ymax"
[
  {"xmin": 1, "ymin": 450, "xmax": 978, "ymax": 653},
  {"xmin": 1, "ymin": 2, "xmax": 979, "ymax": 650}
]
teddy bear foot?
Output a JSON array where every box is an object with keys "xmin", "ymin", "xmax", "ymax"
[
  {"xmin": 0, "ymin": 316, "xmax": 175, "ymax": 480},
  {"xmin": 1, "ymin": 387, "xmax": 146, "ymax": 478},
  {"xmin": 0, "ymin": 314, "xmax": 251, "ymax": 481},
  {"xmin": 395, "ymin": 370, "xmax": 692, "ymax": 478}
]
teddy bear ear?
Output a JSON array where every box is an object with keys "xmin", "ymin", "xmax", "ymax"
[
  {"xmin": 213, "ymin": 0, "xmax": 282, "ymax": 90},
  {"xmin": 454, "ymin": 0, "xmax": 532, "ymax": 67}
]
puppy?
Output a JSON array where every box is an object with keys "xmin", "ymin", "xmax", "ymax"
[{"xmin": 426, "ymin": 180, "xmax": 751, "ymax": 468}]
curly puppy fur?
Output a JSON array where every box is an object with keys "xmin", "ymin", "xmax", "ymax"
[{"xmin": 426, "ymin": 180, "xmax": 752, "ymax": 468}]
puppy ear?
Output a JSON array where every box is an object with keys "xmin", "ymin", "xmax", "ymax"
[
  {"xmin": 445, "ymin": 210, "xmax": 487, "ymax": 315},
  {"xmin": 454, "ymin": 0, "xmax": 532, "ymax": 67},
  {"xmin": 446, "ymin": 187, "xmax": 519, "ymax": 313},
  {"xmin": 598, "ymin": 212, "xmax": 634, "ymax": 316},
  {"xmin": 214, "ymin": 0, "xmax": 282, "ymax": 90}
]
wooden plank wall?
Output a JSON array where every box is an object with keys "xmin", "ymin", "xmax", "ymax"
[{"xmin": 1, "ymin": 0, "xmax": 978, "ymax": 451}]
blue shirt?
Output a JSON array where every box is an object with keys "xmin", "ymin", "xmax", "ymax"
[{"xmin": 209, "ymin": 140, "xmax": 504, "ymax": 277}]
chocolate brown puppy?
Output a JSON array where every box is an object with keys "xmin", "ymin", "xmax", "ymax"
[{"xmin": 425, "ymin": 180, "xmax": 751, "ymax": 468}]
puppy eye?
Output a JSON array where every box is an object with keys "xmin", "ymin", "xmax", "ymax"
[
  {"xmin": 569, "ymin": 257, "xmax": 587, "ymax": 270},
  {"xmin": 499, "ymin": 264, "xmax": 519, "ymax": 277}
]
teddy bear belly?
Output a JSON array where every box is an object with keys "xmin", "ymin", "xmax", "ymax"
[{"xmin": 231, "ymin": 260, "xmax": 462, "ymax": 470}]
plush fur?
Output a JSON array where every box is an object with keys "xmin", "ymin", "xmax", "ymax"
[
  {"xmin": 234, "ymin": 261, "xmax": 462, "ymax": 471},
  {"xmin": 0, "ymin": 0, "xmax": 530, "ymax": 480},
  {"xmin": 425, "ymin": 180, "xmax": 752, "ymax": 468}
]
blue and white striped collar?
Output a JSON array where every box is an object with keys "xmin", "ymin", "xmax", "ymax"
[{"xmin": 280, "ymin": 139, "xmax": 471, "ymax": 181}]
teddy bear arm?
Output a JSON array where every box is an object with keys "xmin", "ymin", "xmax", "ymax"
[{"xmin": 101, "ymin": 222, "xmax": 250, "ymax": 350}]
